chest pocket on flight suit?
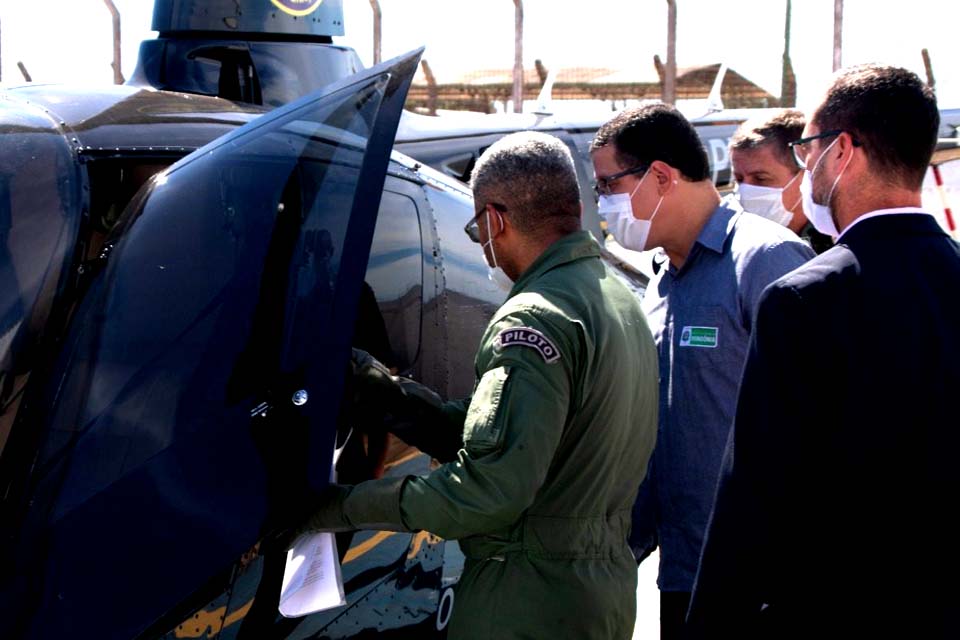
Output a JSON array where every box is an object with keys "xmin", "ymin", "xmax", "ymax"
[{"xmin": 463, "ymin": 366, "xmax": 511, "ymax": 456}]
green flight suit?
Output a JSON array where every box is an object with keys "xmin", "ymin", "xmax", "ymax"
[{"xmin": 320, "ymin": 231, "xmax": 658, "ymax": 639}]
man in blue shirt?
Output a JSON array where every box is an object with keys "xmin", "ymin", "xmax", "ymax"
[{"xmin": 590, "ymin": 104, "xmax": 814, "ymax": 638}]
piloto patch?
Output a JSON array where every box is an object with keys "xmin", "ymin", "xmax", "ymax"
[{"xmin": 495, "ymin": 327, "xmax": 561, "ymax": 363}]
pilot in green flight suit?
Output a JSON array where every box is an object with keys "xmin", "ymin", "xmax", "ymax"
[{"xmin": 301, "ymin": 132, "xmax": 658, "ymax": 639}]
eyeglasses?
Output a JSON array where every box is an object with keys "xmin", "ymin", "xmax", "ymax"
[
  {"xmin": 592, "ymin": 165, "xmax": 649, "ymax": 197},
  {"xmin": 464, "ymin": 202, "xmax": 507, "ymax": 243},
  {"xmin": 788, "ymin": 130, "xmax": 861, "ymax": 167}
]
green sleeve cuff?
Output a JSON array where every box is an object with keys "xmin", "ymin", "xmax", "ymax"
[{"xmin": 343, "ymin": 476, "xmax": 412, "ymax": 532}]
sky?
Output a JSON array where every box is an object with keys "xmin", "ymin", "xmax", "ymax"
[{"xmin": 1, "ymin": 0, "xmax": 958, "ymax": 111}]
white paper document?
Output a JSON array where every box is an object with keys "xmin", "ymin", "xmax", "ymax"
[
  {"xmin": 278, "ymin": 431, "xmax": 352, "ymax": 618},
  {"xmin": 278, "ymin": 531, "xmax": 346, "ymax": 618}
]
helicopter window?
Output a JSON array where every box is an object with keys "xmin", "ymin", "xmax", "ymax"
[
  {"xmin": 86, "ymin": 160, "xmax": 174, "ymax": 260},
  {"xmin": 394, "ymin": 135, "xmax": 502, "ymax": 186},
  {"xmin": 30, "ymin": 77, "xmax": 391, "ymax": 515},
  {"xmin": 189, "ymin": 46, "xmax": 263, "ymax": 106},
  {"xmin": 145, "ymin": 40, "xmax": 364, "ymax": 109},
  {"xmin": 0, "ymin": 117, "xmax": 82, "ymax": 456},
  {"xmin": 569, "ymin": 130, "xmax": 601, "ymax": 185},
  {"xmin": 442, "ymin": 153, "xmax": 477, "ymax": 183},
  {"xmin": 360, "ymin": 188, "xmax": 423, "ymax": 373}
]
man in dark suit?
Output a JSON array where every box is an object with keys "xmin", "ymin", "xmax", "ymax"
[{"xmin": 687, "ymin": 64, "xmax": 960, "ymax": 638}]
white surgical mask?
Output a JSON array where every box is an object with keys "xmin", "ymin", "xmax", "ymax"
[
  {"xmin": 735, "ymin": 171, "xmax": 801, "ymax": 228},
  {"xmin": 597, "ymin": 171, "xmax": 664, "ymax": 252},
  {"xmin": 482, "ymin": 208, "xmax": 513, "ymax": 292},
  {"xmin": 799, "ymin": 137, "xmax": 851, "ymax": 238}
]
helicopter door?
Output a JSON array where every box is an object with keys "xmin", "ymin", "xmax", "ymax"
[{"xmin": 0, "ymin": 50, "xmax": 422, "ymax": 640}]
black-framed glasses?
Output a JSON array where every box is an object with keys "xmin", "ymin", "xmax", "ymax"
[
  {"xmin": 788, "ymin": 130, "xmax": 861, "ymax": 167},
  {"xmin": 593, "ymin": 164, "xmax": 649, "ymax": 197},
  {"xmin": 464, "ymin": 202, "xmax": 507, "ymax": 243}
]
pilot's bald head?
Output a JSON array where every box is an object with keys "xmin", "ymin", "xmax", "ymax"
[{"xmin": 471, "ymin": 131, "xmax": 581, "ymax": 237}]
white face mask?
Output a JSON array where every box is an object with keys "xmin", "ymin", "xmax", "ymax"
[
  {"xmin": 597, "ymin": 170, "xmax": 664, "ymax": 252},
  {"xmin": 799, "ymin": 137, "xmax": 851, "ymax": 238},
  {"xmin": 482, "ymin": 208, "xmax": 513, "ymax": 292},
  {"xmin": 735, "ymin": 171, "xmax": 801, "ymax": 228}
]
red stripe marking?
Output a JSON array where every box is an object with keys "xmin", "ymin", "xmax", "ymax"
[{"xmin": 932, "ymin": 164, "xmax": 957, "ymax": 232}]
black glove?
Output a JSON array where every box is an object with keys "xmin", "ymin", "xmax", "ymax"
[
  {"xmin": 350, "ymin": 348, "xmax": 405, "ymax": 408},
  {"xmin": 348, "ymin": 349, "xmax": 462, "ymax": 460},
  {"xmin": 386, "ymin": 378, "xmax": 464, "ymax": 460}
]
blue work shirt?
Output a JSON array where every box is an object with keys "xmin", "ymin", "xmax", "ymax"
[{"xmin": 633, "ymin": 197, "xmax": 815, "ymax": 592}]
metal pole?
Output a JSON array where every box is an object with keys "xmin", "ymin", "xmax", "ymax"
[
  {"xmin": 664, "ymin": 0, "xmax": 677, "ymax": 105},
  {"xmin": 512, "ymin": 0, "xmax": 523, "ymax": 113},
  {"xmin": 921, "ymin": 48, "xmax": 935, "ymax": 91},
  {"xmin": 104, "ymin": 0, "xmax": 124, "ymax": 84},
  {"xmin": 421, "ymin": 59, "xmax": 438, "ymax": 116},
  {"xmin": 780, "ymin": 0, "xmax": 796, "ymax": 107},
  {"xmin": 369, "ymin": 0, "xmax": 382, "ymax": 65},
  {"xmin": 17, "ymin": 61, "xmax": 31, "ymax": 82},
  {"xmin": 833, "ymin": 0, "xmax": 843, "ymax": 72}
]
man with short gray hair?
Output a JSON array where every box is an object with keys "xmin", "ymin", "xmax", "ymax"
[
  {"xmin": 298, "ymin": 131, "xmax": 659, "ymax": 639},
  {"xmin": 471, "ymin": 132, "xmax": 582, "ymax": 234}
]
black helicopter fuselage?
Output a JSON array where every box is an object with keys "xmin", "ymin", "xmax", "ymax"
[{"xmin": 0, "ymin": 49, "xmax": 531, "ymax": 637}]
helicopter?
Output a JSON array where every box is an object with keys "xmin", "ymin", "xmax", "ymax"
[{"xmin": 0, "ymin": 2, "xmax": 648, "ymax": 639}]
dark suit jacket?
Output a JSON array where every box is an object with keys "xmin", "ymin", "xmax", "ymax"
[{"xmin": 687, "ymin": 213, "xmax": 960, "ymax": 639}]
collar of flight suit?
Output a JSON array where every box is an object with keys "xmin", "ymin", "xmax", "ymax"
[{"xmin": 507, "ymin": 230, "xmax": 601, "ymax": 296}]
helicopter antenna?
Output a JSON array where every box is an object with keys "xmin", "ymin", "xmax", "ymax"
[
  {"xmin": 533, "ymin": 67, "xmax": 557, "ymax": 116},
  {"xmin": 17, "ymin": 61, "xmax": 32, "ymax": 82},
  {"xmin": 706, "ymin": 63, "xmax": 728, "ymax": 113}
]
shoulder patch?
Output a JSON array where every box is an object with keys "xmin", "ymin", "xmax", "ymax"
[{"xmin": 494, "ymin": 327, "xmax": 561, "ymax": 363}]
